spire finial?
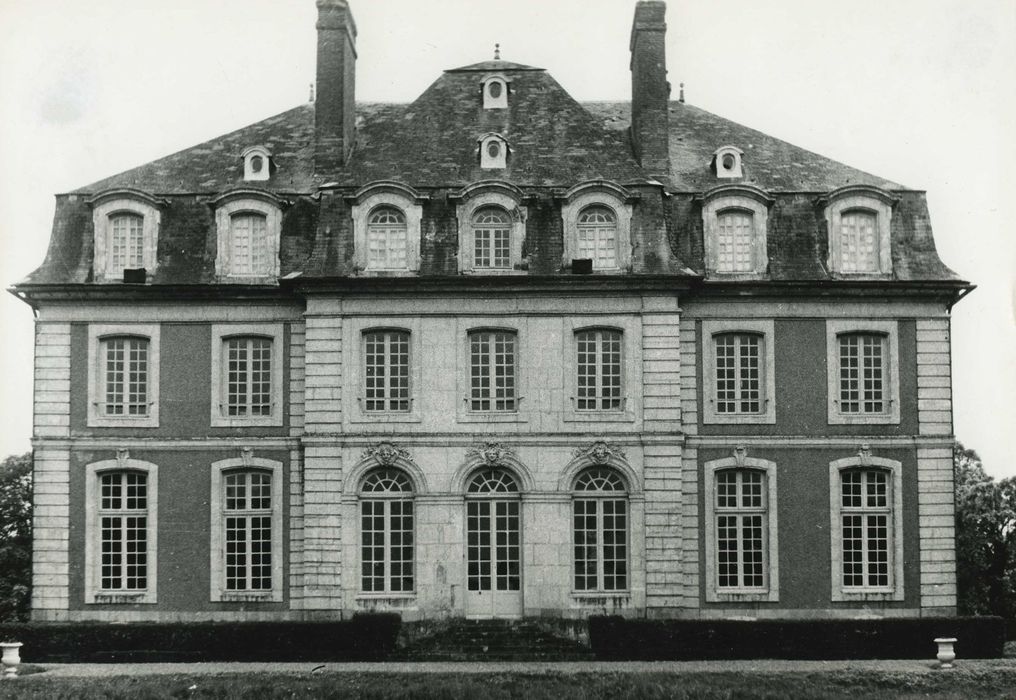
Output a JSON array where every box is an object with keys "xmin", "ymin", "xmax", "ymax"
[
  {"xmin": 309, "ymin": 83, "xmax": 315, "ymax": 103},
  {"xmin": 679, "ymin": 82, "xmax": 685, "ymax": 104},
  {"xmin": 494, "ymin": 43, "xmax": 501, "ymax": 60}
]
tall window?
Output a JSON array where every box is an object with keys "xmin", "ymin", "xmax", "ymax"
[
  {"xmin": 99, "ymin": 471, "xmax": 148, "ymax": 592},
  {"xmin": 840, "ymin": 468, "xmax": 891, "ymax": 589},
  {"xmin": 576, "ymin": 206, "xmax": 618, "ymax": 269},
  {"xmin": 229, "ymin": 212, "xmax": 270, "ymax": 275},
  {"xmin": 469, "ymin": 330, "xmax": 516, "ymax": 412},
  {"xmin": 473, "ymin": 208, "xmax": 511, "ymax": 269},
  {"xmin": 714, "ymin": 469, "xmax": 766, "ymax": 590},
  {"xmin": 364, "ymin": 330, "xmax": 410, "ymax": 413},
  {"xmin": 222, "ymin": 336, "xmax": 273, "ymax": 417},
  {"xmin": 838, "ymin": 210, "xmax": 879, "ymax": 273},
  {"xmin": 222, "ymin": 470, "xmax": 273, "ymax": 591},
  {"xmin": 713, "ymin": 332, "xmax": 763, "ymax": 415},
  {"xmin": 100, "ymin": 336, "xmax": 150, "ymax": 418},
  {"xmin": 716, "ymin": 210, "xmax": 754, "ymax": 272},
  {"xmin": 367, "ymin": 207, "xmax": 408, "ymax": 270},
  {"xmin": 575, "ymin": 329, "xmax": 622, "ymax": 411},
  {"xmin": 466, "ymin": 468, "xmax": 521, "ymax": 594},
  {"xmin": 109, "ymin": 213, "xmax": 145, "ymax": 273},
  {"xmin": 837, "ymin": 332, "xmax": 887, "ymax": 414},
  {"xmin": 360, "ymin": 468, "xmax": 415, "ymax": 593},
  {"xmin": 573, "ymin": 468, "xmax": 628, "ymax": 592}
]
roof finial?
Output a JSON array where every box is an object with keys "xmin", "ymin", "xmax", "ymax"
[
  {"xmin": 309, "ymin": 83, "xmax": 315, "ymax": 103},
  {"xmin": 679, "ymin": 82, "xmax": 685, "ymax": 104},
  {"xmin": 494, "ymin": 43, "xmax": 501, "ymax": 60}
]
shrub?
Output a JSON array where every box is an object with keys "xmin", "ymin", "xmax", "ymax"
[
  {"xmin": 0, "ymin": 614, "xmax": 401, "ymax": 663},
  {"xmin": 588, "ymin": 616, "xmax": 1006, "ymax": 660}
]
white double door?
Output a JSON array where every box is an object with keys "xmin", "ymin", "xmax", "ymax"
[{"xmin": 464, "ymin": 497, "xmax": 522, "ymax": 618}]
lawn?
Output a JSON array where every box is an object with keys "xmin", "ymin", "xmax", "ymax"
[{"xmin": 4, "ymin": 667, "xmax": 1016, "ymax": 700}]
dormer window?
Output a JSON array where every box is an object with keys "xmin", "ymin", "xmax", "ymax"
[
  {"xmin": 482, "ymin": 75, "xmax": 509, "ymax": 109},
  {"xmin": 560, "ymin": 181, "xmax": 635, "ymax": 272},
  {"xmin": 701, "ymin": 185, "xmax": 773, "ymax": 276},
  {"xmin": 713, "ymin": 146, "xmax": 744, "ymax": 179},
  {"xmin": 479, "ymin": 134, "xmax": 509, "ymax": 169},
  {"xmin": 454, "ymin": 181, "xmax": 526, "ymax": 274},
  {"xmin": 242, "ymin": 146, "xmax": 272, "ymax": 182},
  {"xmin": 350, "ymin": 181, "xmax": 426, "ymax": 274},
  {"xmin": 821, "ymin": 185, "xmax": 896, "ymax": 276},
  {"xmin": 87, "ymin": 189, "xmax": 163, "ymax": 283},
  {"xmin": 213, "ymin": 190, "xmax": 283, "ymax": 281}
]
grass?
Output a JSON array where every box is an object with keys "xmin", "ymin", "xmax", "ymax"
[{"xmin": 4, "ymin": 667, "xmax": 1016, "ymax": 700}]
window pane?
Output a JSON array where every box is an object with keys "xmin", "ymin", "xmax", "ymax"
[
  {"xmin": 367, "ymin": 207, "xmax": 408, "ymax": 270},
  {"xmin": 839, "ymin": 211, "xmax": 878, "ymax": 272},
  {"xmin": 716, "ymin": 211, "xmax": 754, "ymax": 272},
  {"xmin": 230, "ymin": 213, "xmax": 270, "ymax": 275},
  {"xmin": 364, "ymin": 330, "xmax": 411, "ymax": 413},
  {"xmin": 110, "ymin": 213, "xmax": 144, "ymax": 272},
  {"xmin": 840, "ymin": 469, "xmax": 892, "ymax": 589},
  {"xmin": 225, "ymin": 337, "xmax": 273, "ymax": 417},
  {"xmin": 715, "ymin": 469, "xmax": 767, "ymax": 590},
  {"xmin": 469, "ymin": 331, "xmax": 516, "ymax": 411},
  {"xmin": 99, "ymin": 472, "xmax": 148, "ymax": 591},
  {"xmin": 103, "ymin": 337, "xmax": 149, "ymax": 417},
  {"xmin": 473, "ymin": 208, "xmax": 510, "ymax": 269},
  {"xmin": 223, "ymin": 470, "xmax": 273, "ymax": 592},
  {"xmin": 839, "ymin": 334, "xmax": 885, "ymax": 414},
  {"xmin": 576, "ymin": 329, "xmax": 623, "ymax": 411},
  {"xmin": 577, "ymin": 206, "xmax": 618, "ymax": 269}
]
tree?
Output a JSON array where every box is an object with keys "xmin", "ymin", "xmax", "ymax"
[
  {"xmin": 954, "ymin": 442, "xmax": 1016, "ymax": 618},
  {"xmin": 0, "ymin": 452, "xmax": 32, "ymax": 622}
]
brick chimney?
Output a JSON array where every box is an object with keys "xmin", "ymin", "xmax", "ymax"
[
  {"xmin": 630, "ymin": 0, "xmax": 671, "ymax": 179},
  {"xmin": 315, "ymin": 0, "xmax": 357, "ymax": 175}
]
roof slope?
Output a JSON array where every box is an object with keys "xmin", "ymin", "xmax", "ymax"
[{"xmin": 585, "ymin": 101, "xmax": 905, "ymax": 192}]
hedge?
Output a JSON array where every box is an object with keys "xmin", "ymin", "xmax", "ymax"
[
  {"xmin": 588, "ymin": 616, "xmax": 1006, "ymax": 660},
  {"xmin": 0, "ymin": 614, "xmax": 401, "ymax": 663}
]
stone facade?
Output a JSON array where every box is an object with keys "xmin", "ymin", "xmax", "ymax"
[{"xmin": 16, "ymin": 0, "xmax": 969, "ymax": 623}]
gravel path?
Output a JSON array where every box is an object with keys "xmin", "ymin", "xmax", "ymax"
[{"xmin": 15, "ymin": 658, "xmax": 1016, "ymax": 679}]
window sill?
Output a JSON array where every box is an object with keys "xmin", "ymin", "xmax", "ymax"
[
  {"xmin": 87, "ymin": 416, "xmax": 159, "ymax": 429},
  {"xmin": 459, "ymin": 412, "xmax": 528, "ymax": 424},
  {"xmin": 563, "ymin": 411, "xmax": 635, "ymax": 423},
  {"xmin": 707, "ymin": 590, "xmax": 777, "ymax": 604},
  {"xmin": 356, "ymin": 593, "xmax": 416, "ymax": 601},
  {"xmin": 90, "ymin": 592, "xmax": 155, "ymax": 605},
  {"xmin": 828, "ymin": 412, "xmax": 899, "ymax": 426},
  {"xmin": 462, "ymin": 269, "xmax": 527, "ymax": 276},
  {"xmin": 218, "ymin": 591, "xmax": 280, "ymax": 603},
  {"xmin": 350, "ymin": 412, "xmax": 422, "ymax": 424},
  {"xmin": 210, "ymin": 415, "xmax": 284, "ymax": 428},
  {"xmin": 703, "ymin": 412, "xmax": 775, "ymax": 425},
  {"xmin": 834, "ymin": 589, "xmax": 901, "ymax": 603},
  {"xmin": 358, "ymin": 269, "xmax": 418, "ymax": 277}
]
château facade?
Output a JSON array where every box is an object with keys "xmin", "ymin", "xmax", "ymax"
[{"xmin": 13, "ymin": 0, "xmax": 970, "ymax": 622}]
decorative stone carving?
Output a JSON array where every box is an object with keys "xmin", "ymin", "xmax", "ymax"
[
  {"xmin": 857, "ymin": 444, "xmax": 872, "ymax": 466},
  {"xmin": 574, "ymin": 440, "xmax": 626, "ymax": 465},
  {"xmin": 467, "ymin": 440, "xmax": 517, "ymax": 466},
  {"xmin": 240, "ymin": 446, "xmax": 254, "ymax": 468},
  {"xmin": 733, "ymin": 445, "xmax": 749, "ymax": 468},
  {"xmin": 362, "ymin": 442, "xmax": 412, "ymax": 467},
  {"xmin": 115, "ymin": 449, "xmax": 130, "ymax": 469}
]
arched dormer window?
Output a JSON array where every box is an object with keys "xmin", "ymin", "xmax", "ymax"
[
  {"xmin": 479, "ymin": 133, "xmax": 509, "ymax": 169},
  {"xmin": 88, "ymin": 189, "xmax": 164, "ymax": 282},
  {"xmin": 213, "ymin": 190, "xmax": 283, "ymax": 281},
  {"xmin": 482, "ymin": 75, "xmax": 509, "ymax": 109},
  {"xmin": 820, "ymin": 185, "xmax": 897, "ymax": 276},
  {"xmin": 701, "ymin": 184, "xmax": 773, "ymax": 276},
  {"xmin": 560, "ymin": 181, "xmax": 634, "ymax": 272},
  {"xmin": 349, "ymin": 181, "xmax": 425, "ymax": 273},
  {"xmin": 454, "ymin": 182, "xmax": 526, "ymax": 274}
]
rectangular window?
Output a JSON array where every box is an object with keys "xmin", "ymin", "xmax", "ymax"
[
  {"xmin": 99, "ymin": 472, "xmax": 148, "ymax": 591},
  {"xmin": 102, "ymin": 336, "xmax": 149, "ymax": 417},
  {"xmin": 474, "ymin": 228, "xmax": 510, "ymax": 268},
  {"xmin": 714, "ymin": 333, "xmax": 762, "ymax": 414},
  {"xmin": 223, "ymin": 471, "xmax": 273, "ymax": 591},
  {"xmin": 716, "ymin": 211, "xmax": 754, "ymax": 272},
  {"xmin": 110, "ymin": 214, "xmax": 144, "ymax": 272},
  {"xmin": 224, "ymin": 337, "xmax": 273, "ymax": 417},
  {"xmin": 364, "ymin": 330, "xmax": 411, "ymax": 413},
  {"xmin": 838, "ymin": 333, "xmax": 886, "ymax": 414},
  {"xmin": 577, "ymin": 227, "xmax": 618, "ymax": 268},
  {"xmin": 715, "ymin": 470, "xmax": 766, "ymax": 590},
  {"xmin": 360, "ymin": 499, "xmax": 415, "ymax": 593},
  {"xmin": 840, "ymin": 469, "xmax": 890, "ymax": 589},
  {"xmin": 230, "ymin": 213, "xmax": 269, "ymax": 275},
  {"xmin": 576, "ymin": 329, "xmax": 623, "ymax": 411},
  {"xmin": 573, "ymin": 498, "xmax": 628, "ymax": 591},
  {"xmin": 469, "ymin": 330, "xmax": 516, "ymax": 412},
  {"xmin": 839, "ymin": 211, "xmax": 878, "ymax": 273}
]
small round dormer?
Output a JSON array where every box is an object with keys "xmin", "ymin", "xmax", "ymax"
[
  {"xmin": 482, "ymin": 74, "xmax": 509, "ymax": 109},
  {"xmin": 241, "ymin": 146, "xmax": 272, "ymax": 182},
  {"xmin": 479, "ymin": 133, "xmax": 509, "ymax": 169},
  {"xmin": 713, "ymin": 146, "xmax": 744, "ymax": 179}
]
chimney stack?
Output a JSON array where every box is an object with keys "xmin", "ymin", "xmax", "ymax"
[
  {"xmin": 630, "ymin": 1, "xmax": 671, "ymax": 179},
  {"xmin": 315, "ymin": 0, "xmax": 357, "ymax": 175}
]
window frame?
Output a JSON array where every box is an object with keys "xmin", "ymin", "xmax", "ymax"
[
  {"xmin": 822, "ymin": 186, "xmax": 895, "ymax": 276},
  {"xmin": 571, "ymin": 467, "xmax": 630, "ymax": 594},
  {"xmin": 703, "ymin": 456, "xmax": 779, "ymax": 603},
  {"xmin": 701, "ymin": 185, "xmax": 772, "ymax": 277},
  {"xmin": 563, "ymin": 319, "xmax": 639, "ymax": 424},
  {"xmin": 87, "ymin": 324, "xmax": 161, "ymax": 428},
  {"xmin": 213, "ymin": 192, "xmax": 282, "ymax": 281},
  {"xmin": 210, "ymin": 457, "xmax": 284, "ymax": 602},
  {"xmin": 456, "ymin": 321, "xmax": 528, "ymax": 424},
  {"xmin": 825, "ymin": 319, "xmax": 901, "ymax": 425},
  {"xmin": 828, "ymin": 455, "xmax": 904, "ymax": 602},
  {"xmin": 350, "ymin": 184, "xmax": 424, "ymax": 274},
  {"xmin": 362, "ymin": 327, "xmax": 413, "ymax": 415},
  {"xmin": 560, "ymin": 184, "xmax": 634, "ymax": 273},
  {"xmin": 84, "ymin": 458, "xmax": 159, "ymax": 605},
  {"xmin": 702, "ymin": 319, "xmax": 776, "ymax": 425},
  {"xmin": 344, "ymin": 318, "xmax": 423, "ymax": 424},
  {"xmin": 89, "ymin": 191, "xmax": 162, "ymax": 282},
  {"xmin": 455, "ymin": 187, "xmax": 526, "ymax": 274},
  {"xmin": 210, "ymin": 323, "xmax": 285, "ymax": 427},
  {"xmin": 358, "ymin": 467, "xmax": 416, "ymax": 596}
]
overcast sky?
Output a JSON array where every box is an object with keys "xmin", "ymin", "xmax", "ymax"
[{"xmin": 0, "ymin": 0, "xmax": 1013, "ymax": 475}]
